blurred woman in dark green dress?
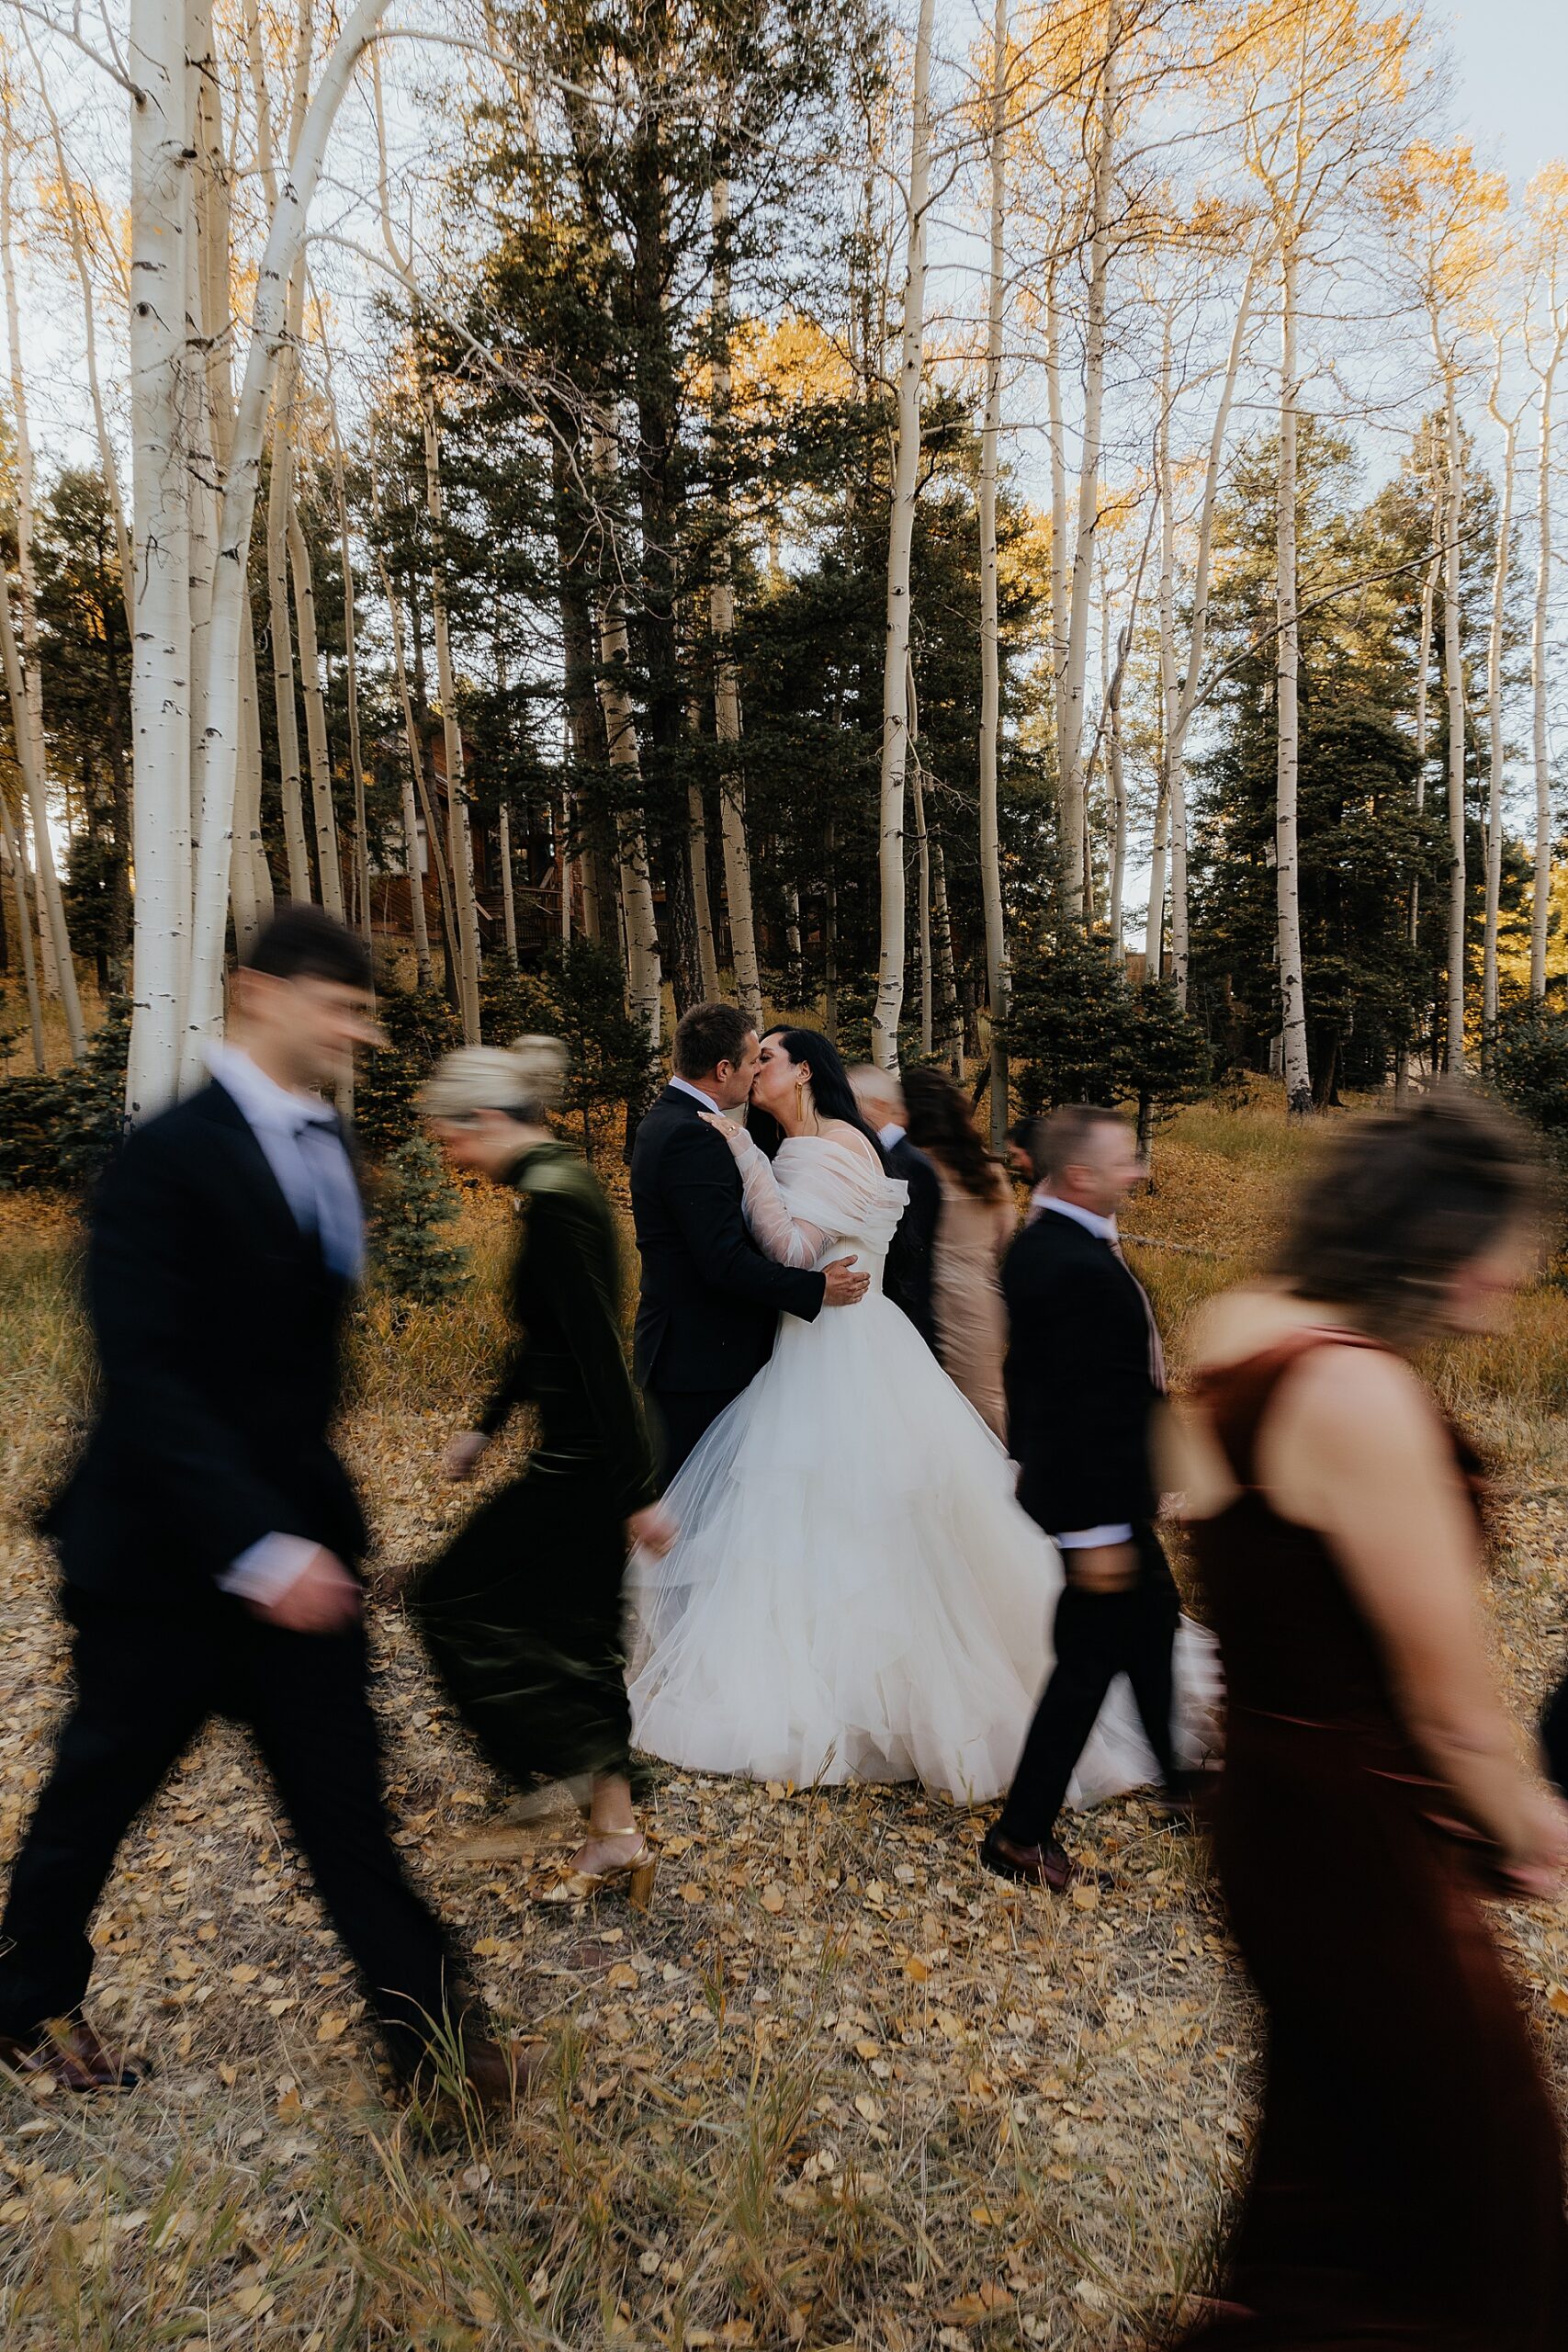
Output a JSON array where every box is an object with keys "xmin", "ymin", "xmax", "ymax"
[{"xmin": 410, "ymin": 1037, "xmax": 672, "ymax": 1898}]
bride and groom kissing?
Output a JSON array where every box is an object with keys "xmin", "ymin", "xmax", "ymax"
[{"xmin": 625, "ymin": 1001, "xmax": 1211, "ymax": 1881}]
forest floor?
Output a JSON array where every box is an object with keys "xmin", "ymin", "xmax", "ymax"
[{"xmin": 5, "ymin": 1093, "xmax": 1568, "ymax": 2351}]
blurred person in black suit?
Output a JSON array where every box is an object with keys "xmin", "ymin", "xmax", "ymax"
[
  {"xmin": 848, "ymin": 1064, "xmax": 942, "ymax": 1354},
  {"xmin": 629, "ymin": 1001, "xmax": 868, "ymax": 1483},
  {"xmin": 0, "ymin": 908, "xmax": 522, "ymax": 2106},
  {"xmin": 983, "ymin": 1102, "xmax": 1184, "ymax": 1890}
]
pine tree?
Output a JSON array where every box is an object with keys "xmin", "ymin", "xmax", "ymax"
[{"xmin": 373, "ymin": 1133, "xmax": 468, "ymax": 1306}]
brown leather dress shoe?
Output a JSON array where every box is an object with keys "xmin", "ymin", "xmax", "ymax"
[
  {"xmin": 979, "ymin": 1828, "xmax": 1075, "ymax": 1891},
  {"xmin": 0, "ymin": 2015, "xmax": 143, "ymax": 2091},
  {"xmin": 462, "ymin": 2032, "xmax": 549, "ymax": 2113}
]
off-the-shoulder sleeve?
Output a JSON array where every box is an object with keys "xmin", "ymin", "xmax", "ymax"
[{"xmin": 729, "ymin": 1136, "xmax": 833, "ymax": 1267}]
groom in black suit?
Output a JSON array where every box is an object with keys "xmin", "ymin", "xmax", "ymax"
[
  {"xmin": 984, "ymin": 1103, "xmax": 1183, "ymax": 1890},
  {"xmin": 0, "ymin": 908, "xmax": 515, "ymax": 2102},
  {"xmin": 631, "ymin": 1001, "xmax": 870, "ymax": 1482}
]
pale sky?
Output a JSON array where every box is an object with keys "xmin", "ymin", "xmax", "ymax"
[{"xmin": 1431, "ymin": 0, "xmax": 1568, "ymax": 183}]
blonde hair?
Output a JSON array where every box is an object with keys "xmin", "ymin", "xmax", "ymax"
[{"xmin": 418, "ymin": 1034, "xmax": 568, "ymax": 1125}]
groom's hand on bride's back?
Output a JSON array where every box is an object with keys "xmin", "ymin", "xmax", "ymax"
[{"xmin": 823, "ymin": 1257, "xmax": 870, "ymax": 1307}]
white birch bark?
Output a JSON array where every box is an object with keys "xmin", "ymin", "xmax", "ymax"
[
  {"xmin": 177, "ymin": 0, "xmax": 397, "ymax": 1093},
  {"xmin": 908, "ymin": 651, "xmax": 933, "ymax": 1056},
  {"xmin": 1483, "ymin": 356, "xmax": 1520, "ymax": 1052},
  {"xmin": 1275, "ymin": 242, "xmax": 1312, "ymax": 1114},
  {"xmin": 1438, "ymin": 373, "xmax": 1468, "ymax": 1070},
  {"xmin": 126, "ymin": 0, "xmax": 196, "ymax": 1115},
  {"xmin": 1056, "ymin": 0, "xmax": 1120, "ymax": 925},
  {"xmin": 369, "ymin": 466, "xmax": 433, "ymax": 984},
  {"xmin": 287, "ymin": 506, "xmax": 346, "ymax": 919},
  {"xmin": 266, "ymin": 391, "xmax": 311, "ymax": 898},
  {"xmin": 977, "ymin": 0, "xmax": 1009, "ymax": 1140},
  {"xmin": 499, "ymin": 800, "xmax": 519, "ymax": 967},
  {"xmin": 1529, "ymin": 322, "xmax": 1564, "ymax": 997},
  {"xmin": 592, "ymin": 417, "xmax": 661, "ymax": 1068},
  {"xmin": 0, "ymin": 778, "xmax": 42, "ymax": 1068},
  {"xmin": 872, "ymin": 0, "xmax": 936, "ymax": 1068},
  {"xmin": 1045, "ymin": 266, "xmax": 1069, "ymax": 797},
  {"xmin": 421, "ymin": 390, "xmax": 483, "ymax": 1041}
]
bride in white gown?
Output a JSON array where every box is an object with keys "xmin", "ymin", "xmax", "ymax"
[{"xmin": 628, "ymin": 1028, "xmax": 1212, "ymax": 1805}]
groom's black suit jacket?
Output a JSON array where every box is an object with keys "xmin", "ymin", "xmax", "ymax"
[
  {"xmin": 44, "ymin": 1079, "xmax": 367, "ymax": 1601},
  {"xmin": 1001, "ymin": 1207, "xmax": 1160, "ymax": 1537},
  {"xmin": 629, "ymin": 1085, "xmax": 826, "ymax": 1396}
]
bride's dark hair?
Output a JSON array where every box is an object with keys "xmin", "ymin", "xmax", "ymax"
[{"xmin": 748, "ymin": 1026, "xmax": 890, "ymax": 1166}]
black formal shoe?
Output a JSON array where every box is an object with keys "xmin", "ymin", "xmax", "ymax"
[
  {"xmin": 0, "ymin": 2014, "xmax": 143, "ymax": 2092},
  {"xmin": 979, "ymin": 1828, "xmax": 1075, "ymax": 1892}
]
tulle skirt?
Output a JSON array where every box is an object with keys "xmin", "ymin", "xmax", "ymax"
[{"xmin": 627, "ymin": 1284, "xmax": 1215, "ymax": 1804}]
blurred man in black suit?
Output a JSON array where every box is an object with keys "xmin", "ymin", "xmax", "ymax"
[
  {"xmin": 0, "ymin": 909, "xmax": 517, "ymax": 2103},
  {"xmin": 984, "ymin": 1103, "xmax": 1182, "ymax": 1890},
  {"xmin": 848, "ymin": 1064, "xmax": 942, "ymax": 1354},
  {"xmin": 630, "ymin": 1002, "xmax": 869, "ymax": 1482}
]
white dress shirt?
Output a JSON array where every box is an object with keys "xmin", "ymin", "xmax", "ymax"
[
  {"xmin": 878, "ymin": 1121, "xmax": 906, "ymax": 1150},
  {"xmin": 208, "ymin": 1044, "xmax": 364, "ymax": 1605},
  {"xmin": 1026, "ymin": 1191, "xmax": 1134, "ymax": 1550},
  {"xmin": 670, "ymin": 1075, "xmax": 724, "ymax": 1115}
]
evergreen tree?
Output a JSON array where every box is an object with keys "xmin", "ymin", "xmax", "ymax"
[{"xmin": 372, "ymin": 1133, "xmax": 468, "ymax": 1306}]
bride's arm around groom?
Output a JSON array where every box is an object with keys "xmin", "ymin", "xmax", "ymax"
[{"xmin": 629, "ymin": 1002, "xmax": 869, "ymax": 1482}]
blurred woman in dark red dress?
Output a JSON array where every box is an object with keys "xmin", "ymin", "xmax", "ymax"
[{"xmin": 1170, "ymin": 1089, "xmax": 1568, "ymax": 2350}]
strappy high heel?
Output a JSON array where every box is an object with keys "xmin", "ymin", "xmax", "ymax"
[{"xmin": 566, "ymin": 1829, "xmax": 659, "ymax": 1911}]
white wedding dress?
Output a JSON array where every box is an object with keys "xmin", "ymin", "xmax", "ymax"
[{"xmin": 627, "ymin": 1130, "xmax": 1214, "ymax": 1805}]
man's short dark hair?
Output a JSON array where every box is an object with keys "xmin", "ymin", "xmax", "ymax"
[
  {"xmin": 1033, "ymin": 1103, "xmax": 1125, "ymax": 1183},
  {"xmin": 673, "ymin": 1001, "xmax": 755, "ymax": 1080},
  {"xmin": 243, "ymin": 903, "xmax": 373, "ymax": 991}
]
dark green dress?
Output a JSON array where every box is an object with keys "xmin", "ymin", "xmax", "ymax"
[{"xmin": 409, "ymin": 1140, "xmax": 657, "ymax": 1787}]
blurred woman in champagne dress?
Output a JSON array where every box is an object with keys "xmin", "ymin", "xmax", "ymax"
[
  {"xmin": 902, "ymin": 1068, "xmax": 1016, "ymax": 1439},
  {"xmin": 1169, "ymin": 1090, "xmax": 1568, "ymax": 2350}
]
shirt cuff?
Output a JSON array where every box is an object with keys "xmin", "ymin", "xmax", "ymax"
[
  {"xmin": 1056, "ymin": 1523, "xmax": 1135, "ymax": 1549},
  {"xmin": 220, "ymin": 1532, "xmax": 319, "ymax": 1603}
]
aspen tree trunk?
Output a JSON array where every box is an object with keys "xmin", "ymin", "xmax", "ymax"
[
  {"xmin": 1045, "ymin": 266, "xmax": 1070, "ymax": 796},
  {"xmin": 872, "ymin": 0, "xmax": 936, "ymax": 1068},
  {"xmin": 1147, "ymin": 328, "xmax": 1178, "ymax": 978},
  {"xmin": 687, "ymin": 780, "xmax": 721, "ymax": 999},
  {"xmin": 370, "ymin": 479, "xmax": 432, "ymax": 985},
  {"xmin": 1275, "ymin": 243, "xmax": 1313, "ymax": 1115},
  {"xmin": 930, "ymin": 828, "xmax": 964, "ymax": 1074},
  {"xmin": 0, "ymin": 119, "xmax": 80, "ymax": 1038},
  {"xmin": 1170, "ymin": 771, "xmax": 1190, "ymax": 1007},
  {"xmin": 592, "ymin": 418, "xmax": 662, "ymax": 1074},
  {"xmin": 266, "ymin": 353, "xmax": 311, "ymax": 898},
  {"xmin": 1439, "ymin": 378, "xmax": 1468, "ymax": 1069},
  {"xmin": 1530, "ymin": 339, "xmax": 1562, "ymax": 998},
  {"xmin": 499, "ymin": 801, "xmax": 519, "ymax": 967},
  {"xmin": 1483, "ymin": 386, "xmax": 1517, "ymax": 1057},
  {"xmin": 1107, "ymin": 665, "xmax": 1127, "ymax": 944},
  {"xmin": 177, "ymin": 0, "xmax": 396, "ymax": 1091},
  {"xmin": 908, "ymin": 652, "xmax": 933, "ymax": 1056},
  {"xmin": 420, "ymin": 391, "xmax": 483, "ymax": 1040},
  {"xmin": 783, "ymin": 887, "xmax": 804, "ymax": 1003},
  {"xmin": 1396, "ymin": 461, "xmax": 1441, "ymax": 1095},
  {"xmin": 0, "ymin": 781, "xmax": 42, "ymax": 1068},
  {"xmin": 231, "ymin": 600, "xmax": 270, "ymax": 952},
  {"xmin": 126, "ymin": 0, "xmax": 196, "ymax": 1114},
  {"xmin": 287, "ymin": 510, "xmax": 346, "ymax": 919},
  {"xmin": 327, "ymin": 383, "xmax": 372, "ymax": 948},
  {"xmin": 710, "ymin": 168, "xmax": 762, "ymax": 1035},
  {"xmin": 978, "ymin": 0, "xmax": 1009, "ymax": 1140},
  {"xmin": 1057, "ymin": 0, "xmax": 1120, "ymax": 925}
]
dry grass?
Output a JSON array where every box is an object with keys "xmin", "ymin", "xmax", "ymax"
[{"xmin": 4, "ymin": 1093, "xmax": 1568, "ymax": 2350}]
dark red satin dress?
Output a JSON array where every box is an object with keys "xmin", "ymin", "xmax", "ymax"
[{"xmin": 1173, "ymin": 1329, "xmax": 1568, "ymax": 2350}]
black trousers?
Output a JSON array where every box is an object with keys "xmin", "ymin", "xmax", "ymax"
[
  {"xmin": 998, "ymin": 1525, "xmax": 1180, "ymax": 1847},
  {"xmin": 0, "ymin": 1588, "xmax": 462, "ymax": 2079},
  {"xmin": 646, "ymin": 1386, "xmax": 740, "ymax": 1487}
]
